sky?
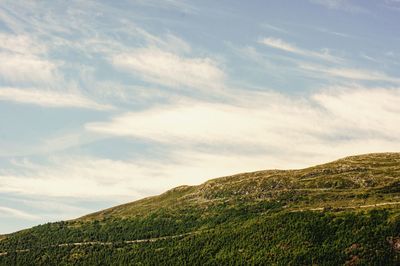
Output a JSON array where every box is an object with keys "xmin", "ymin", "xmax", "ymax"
[{"xmin": 0, "ymin": 0, "xmax": 400, "ymax": 234}]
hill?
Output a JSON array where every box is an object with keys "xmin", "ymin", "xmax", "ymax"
[{"xmin": 0, "ymin": 153, "xmax": 399, "ymax": 265}]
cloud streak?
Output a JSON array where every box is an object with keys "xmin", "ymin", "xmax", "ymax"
[
  {"xmin": 86, "ymin": 88, "xmax": 400, "ymax": 149},
  {"xmin": 300, "ymin": 64, "xmax": 400, "ymax": 83},
  {"xmin": 0, "ymin": 87, "xmax": 112, "ymax": 110},
  {"xmin": 111, "ymin": 47, "xmax": 225, "ymax": 91},
  {"xmin": 0, "ymin": 155, "xmax": 223, "ymax": 199},
  {"xmin": 259, "ymin": 37, "xmax": 340, "ymax": 62},
  {"xmin": 0, "ymin": 206, "xmax": 39, "ymax": 220},
  {"xmin": 0, "ymin": 33, "xmax": 59, "ymax": 85},
  {"xmin": 0, "ymin": 53, "xmax": 59, "ymax": 85}
]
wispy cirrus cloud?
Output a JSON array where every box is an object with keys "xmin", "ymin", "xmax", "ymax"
[
  {"xmin": 0, "ymin": 53, "xmax": 59, "ymax": 85},
  {"xmin": 0, "ymin": 33, "xmax": 60, "ymax": 85},
  {"xmin": 111, "ymin": 47, "xmax": 225, "ymax": 91},
  {"xmin": 0, "ymin": 33, "xmax": 47, "ymax": 54},
  {"xmin": 0, "ymin": 195, "xmax": 95, "ymax": 233},
  {"xmin": 0, "ymin": 87, "xmax": 112, "ymax": 110},
  {"xmin": 259, "ymin": 37, "xmax": 341, "ymax": 62},
  {"xmin": 0, "ymin": 154, "xmax": 215, "ymax": 199},
  {"xmin": 300, "ymin": 63, "xmax": 400, "ymax": 83},
  {"xmin": 0, "ymin": 32, "xmax": 115, "ymax": 110},
  {"xmin": 0, "ymin": 206, "xmax": 39, "ymax": 220},
  {"xmin": 261, "ymin": 23, "xmax": 289, "ymax": 34}
]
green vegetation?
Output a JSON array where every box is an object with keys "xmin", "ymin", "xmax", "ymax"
[{"xmin": 1, "ymin": 153, "xmax": 399, "ymax": 265}]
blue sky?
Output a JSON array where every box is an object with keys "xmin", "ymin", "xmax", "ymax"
[{"xmin": 1, "ymin": 0, "xmax": 400, "ymax": 233}]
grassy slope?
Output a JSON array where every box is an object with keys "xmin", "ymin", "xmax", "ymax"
[
  {"xmin": 81, "ymin": 152, "xmax": 400, "ymax": 220},
  {"xmin": 0, "ymin": 153, "xmax": 399, "ymax": 265}
]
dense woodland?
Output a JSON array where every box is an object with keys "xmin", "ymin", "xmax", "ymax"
[{"xmin": 1, "ymin": 209, "xmax": 399, "ymax": 265}]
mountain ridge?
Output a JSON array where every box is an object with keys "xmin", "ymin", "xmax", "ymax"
[{"xmin": 79, "ymin": 152, "xmax": 400, "ymax": 221}]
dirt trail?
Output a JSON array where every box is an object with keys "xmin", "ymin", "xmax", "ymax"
[
  {"xmin": 291, "ymin": 201, "xmax": 400, "ymax": 212},
  {"xmin": 0, "ymin": 231, "xmax": 197, "ymax": 257}
]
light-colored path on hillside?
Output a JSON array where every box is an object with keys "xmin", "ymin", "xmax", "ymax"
[
  {"xmin": 291, "ymin": 201, "xmax": 400, "ymax": 212},
  {"xmin": 0, "ymin": 231, "xmax": 197, "ymax": 257}
]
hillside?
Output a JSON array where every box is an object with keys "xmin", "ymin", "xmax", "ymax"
[{"xmin": 1, "ymin": 153, "xmax": 400, "ymax": 265}]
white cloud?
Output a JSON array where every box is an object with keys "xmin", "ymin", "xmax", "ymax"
[
  {"xmin": 162, "ymin": 33, "xmax": 192, "ymax": 54},
  {"xmin": 300, "ymin": 63, "xmax": 400, "ymax": 83},
  {"xmin": 260, "ymin": 37, "xmax": 300, "ymax": 54},
  {"xmin": 259, "ymin": 37, "xmax": 340, "ymax": 62},
  {"xmin": 0, "ymin": 53, "xmax": 59, "ymax": 85},
  {"xmin": 0, "ymin": 199, "xmax": 89, "ymax": 233},
  {"xmin": 0, "ymin": 155, "xmax": 218, "ymax": 200},
  {"xmin": 0, "ymin": 33, "xmax": 47, "ymax": 55},
  {"xmin": 86, "ymin": 87, "xmax": 400, "ymax": 161},
  {"xmin": 0, "ymin": 206, "xmax": 39, "ymax": 220},
  {"xmin": 111, "ymin": 47, "xmax": 225, "ymax": 90},
  {"xmin": 312, "ymin": 87, "xmax": 400, "ymax": 138},
  {"xmin": 0, "ymin": 130, "xmax": 107, "ymax": 158},
  {"xmin": 86, "ymin": 100, "xmax": 306, "ymax": 145},
  {"xmin": 0, "ymin": 33, "xmax": 59, "ymax": 85},
  {"xmin": 0, "ymin": 87, "xmax": 112, "ymax": 110}
]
